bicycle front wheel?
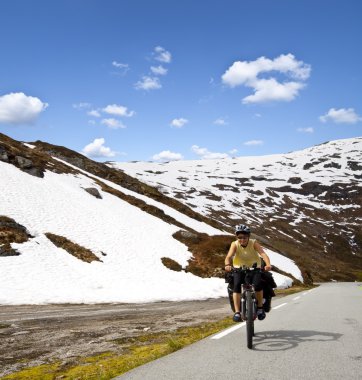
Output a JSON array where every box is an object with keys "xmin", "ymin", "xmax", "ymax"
[{"xmin": 246, "ymin": 291, "xmax": 254, "ymax": 349}]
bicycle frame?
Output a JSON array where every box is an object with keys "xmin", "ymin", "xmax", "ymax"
[
  {"xmin": 234, "ymin": 266, "xmax": 260, "ymax": 320},
  {"xmin": 241, "ymin": 282, "xmax": 257, "ymax": 322},
  {"xmin": 237, "ymin": 266, "xmax": 260, "ymax": 349}
]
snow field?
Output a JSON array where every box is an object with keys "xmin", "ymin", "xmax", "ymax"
[{"xmin": 1, "ymin": 159, "xmax": 297, "ymax": 304}]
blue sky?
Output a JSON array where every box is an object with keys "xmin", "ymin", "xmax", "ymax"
[{"xmin": 0, "ymin": 0, "xmax": 361, "ymax": 161}]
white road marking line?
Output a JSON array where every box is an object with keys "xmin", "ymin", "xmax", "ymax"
[
  {"xmin": 293, "ymin": 296, "xmax": 301, "ymax": 301},
  {"xmin": 273, "ymin": 302, "xmax": 288, "ymax": 310},
  {"xmin": 211, "ymin": 322, "xmax": 246, "ymax": 340}
]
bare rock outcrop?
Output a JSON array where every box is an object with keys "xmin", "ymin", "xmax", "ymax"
[
  {"xmin": 0, "ymin": 216, "xmax": 32, "ymax": 256},
  {"xmin": 84, "ymin": 187, "xmax": 102, "ymax": 199}
]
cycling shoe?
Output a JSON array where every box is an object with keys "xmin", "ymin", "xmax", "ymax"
[
  {"xmin": 257, "ymin": 308, "xmax": 266, "ymax": 320},
  {"xmin": 233, "ymin": 312, "xmax": 242, "ymax": 322}
]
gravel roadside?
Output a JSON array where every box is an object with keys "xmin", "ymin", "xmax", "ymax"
[{"xmin": 0, "ymin": 298, "xmax": 231, "ymax": 377}]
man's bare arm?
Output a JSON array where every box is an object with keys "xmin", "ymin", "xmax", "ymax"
[
  {"xmin": 254, "ymin": 241, "xmax": 272, "ymax": 271},
  {"xmin": 225, "ymin": 242, "xmax": 236, "ymax": 271}
]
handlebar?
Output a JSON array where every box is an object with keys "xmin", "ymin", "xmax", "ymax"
[
  {"xmin": 232, "ymin": 266, "xmax": 262, "ymax": 273},
  {"xmin": 226, "ymin": 262, "xmax": 272, "ymax": 272}
]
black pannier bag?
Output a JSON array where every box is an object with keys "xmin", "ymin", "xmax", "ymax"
[{"xmin": 225, "ymin": 271, "xmax": 235, "ymax": 312}]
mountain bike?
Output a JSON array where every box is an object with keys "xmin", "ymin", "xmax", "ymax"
[
  {"xmin": 226, "ymin": 265, "xmax": 274, "ymax": 349},
  {"xmin": 240, "ymin": 267, "xmax": 259, "ymax": 349},
  {"xmin": 233, "ymin": 265, "xmax": 260, "ymax": 349}
]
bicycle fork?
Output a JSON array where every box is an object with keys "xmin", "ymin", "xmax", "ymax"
[{"xmin": 241, "ymin": 290, "xmax": 257, "ymax": 321}]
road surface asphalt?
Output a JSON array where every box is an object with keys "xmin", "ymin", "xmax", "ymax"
[{"xmin": 116, "ymin": 282, "xmax": 362, "ymax": 380}]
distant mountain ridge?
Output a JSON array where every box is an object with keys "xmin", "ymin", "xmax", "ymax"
[{"xmin": 111, "ymin": 137, "xmax": 362, "ymax": 282}]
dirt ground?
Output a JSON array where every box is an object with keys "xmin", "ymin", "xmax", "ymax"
[{"xmin": 0, "ymin": 298, "xmax": 232, "ymax": 377}]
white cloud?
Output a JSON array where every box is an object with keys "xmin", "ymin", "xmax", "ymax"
[
  {"xmin": 297, "ymin": 127, "xmax": 314, "ymax": 133},
  {"xmin": 319, "ymin": 108, "xmax": 362, "ymax": 124},
  {"xmin": 0, "ymin": 92, "xmax": 48, "ymax": 124},
  {"xmin": 170, "ymin": 118, "xmax": 189, "ymax": 128},
  {"xmin": 214, "ymin": 118, "xmax": 228, "ymax": 126},
  {"xmin": 242, "ymin": 78, "xmax": 304, "ymax": 104},
  {"xmin": 244, "ymin": 140, "xmax": 264, "ymax": 146},
  {"xmin": 73, "ymin": 102, "xmax": 91, "ymax": 110},
  {"xmin": 152, "ymin": 150, "xmax": 183, "ymax": 162},
  {"xmin": 222, "ymin": 53, "xmax": 311, "ymax": 104},
  {"xmin": 154, "ymin": 46, "xmax": 172, "ymax": 63},
  {"xmin": 134, "ymin": 76, "xmax": 162, "ymax": 90},
  {"xmin": 101, "ymin": 118, "xmax": 126, "ymax": 129},
  {"xmin": 151, "ymin": 65, "xmax": 168, "ymax": 76},
  {"xmin": 191, "ymin": 145, "xmax": 229, "ymax": 159},
  {"xmin": 87, "ymin": 110, "xmax": 101, "ymax": 117},
  {"xmin": 229, "ymin": 149, "xmax": 238, "ymax": 155},
  {"xmin": 134, "ymin": 47, "xmax": 171, "ymax": 91},
  {"xmin": 112, "ymin": 61, "xmax": 130, "ymax": 76},
  {"xmin": 102, "ymin": 104, "xmax": 135, "ymax": 117},
  {"xmin": 112, "ymin": 61, "xmax": 129, "ymax": 69},
  {"xmin": 82, "ymin": 138, "xmax": 117, "ymax": 158}
]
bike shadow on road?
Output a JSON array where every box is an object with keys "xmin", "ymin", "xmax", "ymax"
[{"xmin": 252, "ymin": 330, "xmax": 342, "ymax": 351}]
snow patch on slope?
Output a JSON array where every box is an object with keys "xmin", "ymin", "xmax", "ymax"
[{"xmin": 0, "ymin": 162, "xmax": 225, "ymax": 304}]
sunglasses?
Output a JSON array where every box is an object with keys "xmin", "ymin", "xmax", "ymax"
[{"xmin": 237, "ymin": 235, "xmax": 249, "ymax": 240}]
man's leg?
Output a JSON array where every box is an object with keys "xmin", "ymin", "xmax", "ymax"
[
  {"xmin": 252, "ymin": 272, "xmax": 266, "ymax": 320},
  {"xmin": 232, "ymin": 271, "xmax": 243, "ymax": 321},
  {"xmin": 252, "ymin": 271, "xmax": 263, "ymax": 306},
  {"xmin": 233, "ymin": 292, "xmax": 241, "ymax": 313},
  {"xmin": 255, "ymin": 290, "xmax": 263, "ymax": 308}
]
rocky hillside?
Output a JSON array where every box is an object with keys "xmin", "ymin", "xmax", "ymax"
[
  {"xmin": 0, "ymin": 133, "xmax": 225, "ymax": 233},
  {"xmin": 111, "ymin": 137, "xmax": 362, "ymax": 283}
]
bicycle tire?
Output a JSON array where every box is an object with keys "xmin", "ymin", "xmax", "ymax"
[{"xmin": 246, "ymin": 291, "xmax": 254, "ymax": 349}]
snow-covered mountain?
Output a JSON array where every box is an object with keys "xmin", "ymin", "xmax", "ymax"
[
  {"xmin": 0, "ymin": 133, "xmax": 297, "ymax": 305},
  {"xmin": 110, "ymin": 137, "xmax": 362, "ymax": 283}
]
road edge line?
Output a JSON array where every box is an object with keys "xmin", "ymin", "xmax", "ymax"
[
  {"xmin": 273, "ymin": 302, "xmax": 288, "ymax": 310},
  {"xmin": 210, "ymin": 322, "xmax": 246, "ymax": 340}
]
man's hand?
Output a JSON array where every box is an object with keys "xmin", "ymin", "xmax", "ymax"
[
  {"xmin": 225, "ymin": 264, "xmax": 232, "ymax": 272},
  {"xmin": 264, "ymin": 265, "xmax": 272, "ymax": 271}
]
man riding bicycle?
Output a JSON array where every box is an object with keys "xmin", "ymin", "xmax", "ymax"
[{"xmin": 225, "ymin": 224, "xmax": 272, "ymax": 322}]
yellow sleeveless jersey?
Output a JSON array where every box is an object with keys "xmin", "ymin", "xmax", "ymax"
[{"xmin": 232, "ymin": 238, "xmax": 262, "ymax": 268}]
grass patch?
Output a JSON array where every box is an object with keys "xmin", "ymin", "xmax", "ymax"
[
  {"xmin": 2, "ymin": 362, "xmax": 62, "ymax": 380},
  {"xmin": 161, "ymin": 257, "xmax": 183, "ymax": 271},
  {"xmin": 353, "ymin": 271, "xmax": 362, "ymax": 282},
  {"xmin": 45, "ymin": 233, "xmax": 102, "ymax": 263},
  {"xmin": 275, "ymin": 285, "xmax": 317, "ymax": 297},
  {"xmin": 0, "ymin": 323, "xmax": 11, "ymax": 329},
  {"xmin": 2, "ymin": 317, "xmax": 235, "ymax": 380}
]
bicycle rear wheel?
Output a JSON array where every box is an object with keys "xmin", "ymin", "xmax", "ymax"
[{"xmin": 246, "ymin": 291, "xmax": 254, "ymax": 349}]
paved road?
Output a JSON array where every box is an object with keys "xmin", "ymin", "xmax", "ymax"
[{"xmin": 116, "ymin": 283, "xmax": 362, "ymax": 380}]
